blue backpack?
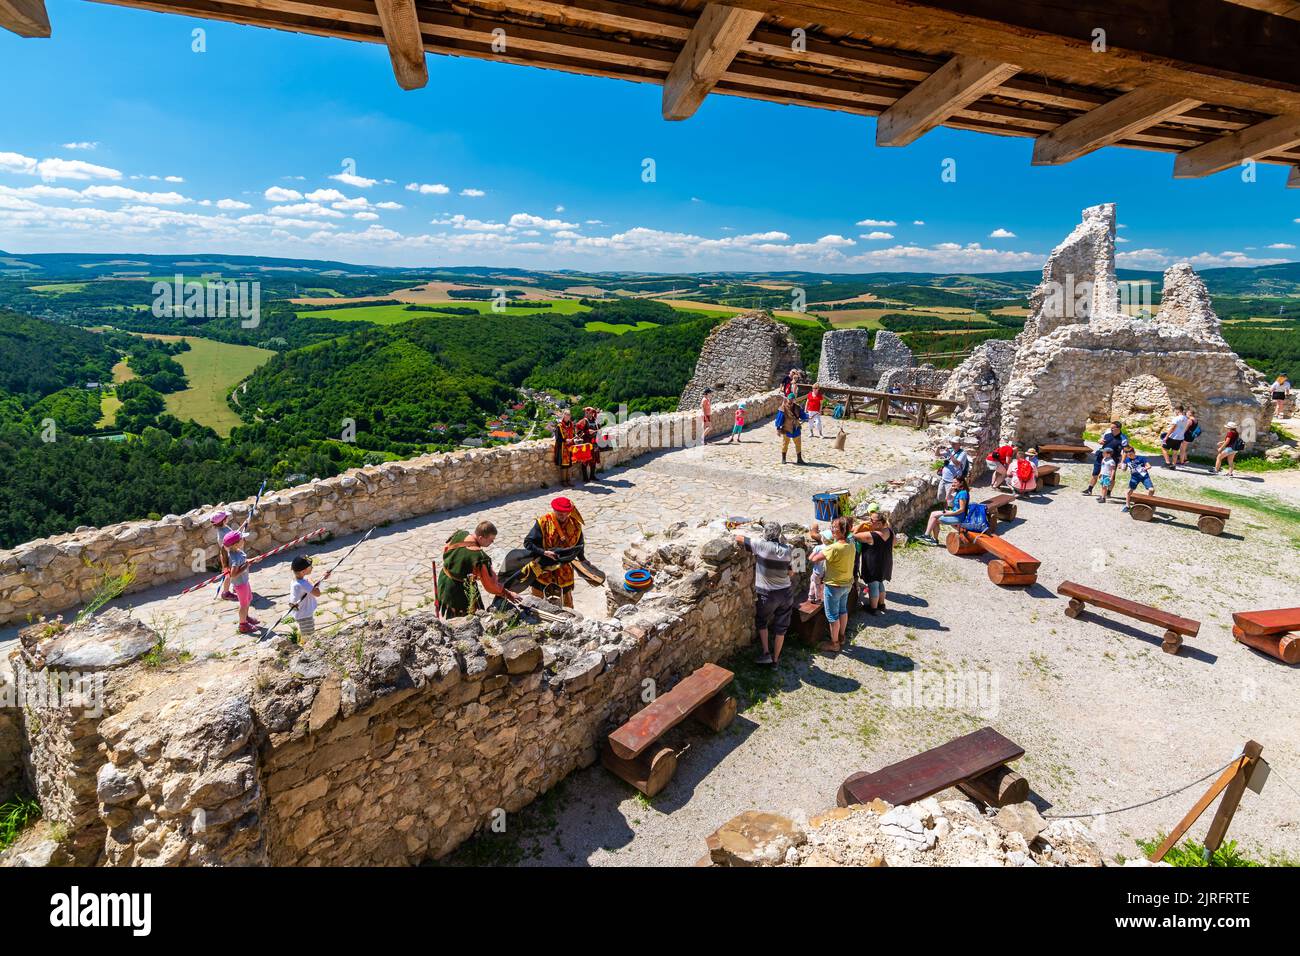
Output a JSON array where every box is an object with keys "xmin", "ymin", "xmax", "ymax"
[{"xmin": 960, "ymin": 502, "xmax": 990, "ymax": 534}]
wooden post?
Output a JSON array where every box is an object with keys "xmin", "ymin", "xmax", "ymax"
[{"xmin": 1149, "ymin": 741, "xmax": 1262, "ymax": 862}]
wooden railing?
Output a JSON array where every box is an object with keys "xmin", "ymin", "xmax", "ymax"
[{"xmin": 795, "ymin": 383, "xmax": 962, "ymax": 429}]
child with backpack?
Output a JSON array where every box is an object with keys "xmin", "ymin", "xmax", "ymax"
[
  {"xmin": 1008, "ymin": 447, "xmax": 1038, "ymax": 497},
  {"xmin": 1214, "ymin": 421, "xmax": 1246, "ymax": 477}
]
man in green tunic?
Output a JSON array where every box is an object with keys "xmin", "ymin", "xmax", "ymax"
[{"xmin": 436, "ymin": 521, "xmax": 520, "ymax": 618}]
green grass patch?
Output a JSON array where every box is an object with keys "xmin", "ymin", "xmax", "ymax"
[
  {"xmin": 1131, "ymin": 835, "xmax": 1298, "ymax": 867},
  {"xmin": 584, "ymin": 320, "xmax": 660, "ymax": 335},
  {"xmin": 29, "ymin": 282, "xmax": 88, "ymax": 294},
  {"xmin": 1197, "ymin": 486, "xmax": 1300, "ymax": 528},
  {"xmin": 138, "ymin": 334, "xmax": 274, "ymax": 436},
  {"xmin": 298, "ymin": 299, "xmax": 591, "ymax": 325},
  {"xmin": 0, "ymin": 796, "xmax": 41, "ymax": 852}
]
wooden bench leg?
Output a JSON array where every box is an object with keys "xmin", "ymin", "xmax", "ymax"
[
  {"xmin": 1233, "ymin": 626, "xmax": 1300, "ymax": 664},
  {"xmin": 957, "ymin": 765, "xmax": 1030, "ymax": 807},
  {"xmin": 1130, "ymin": 503, "xmax": 1155, "ymax": 522},
  {"xmin": 945, "ymin": 532, "xmax": 981, "ymax": 556},
  {"xmin": 1065, "ymin": 597, "xmax": 1085, "ymax": 618},
  {"xmin": 601, "ymin": 741, "xmax": 677, "ymax": 797},
  {"xmin": 692, "ymin": 692, "xmax": 737, "ymax": 733},
  {"xmin": 987, "ymin": 561, "xmax": 1036, "ymax": 587},
  {"xmin": 998, "ymin": 503, "xmax": 1017, "ymax": 521},
  {"xmin": 1161, "ymin": 630, "xmax": 1183, "ymax": 655},
  {"xmin": 1197, "ymin": 514, "xmax": 1225, "ymax": 536},
  {"xmin": 837, "ymin": 771, "xmax": 868, "ymax": 808},
  {"xmin": 986, "ymin": 514, "xmax": 999, "ymax": 533}
]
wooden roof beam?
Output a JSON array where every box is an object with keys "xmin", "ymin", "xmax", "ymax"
[
  {"xmin": 0, "ymin": 0, "xmax": 50, "ymax": 36},
  {"xmin": 663, "ymin": 3, "xmax": 765, "ymax": 120},
  {"xmin": 1173, "ymin": 113, "xmax": 1300, "ymax": 177},
  {"xmin": 876, "ymin": 54, "xmax": 1018, "ymax": 146},
  {"xmin": 1032, "ymin": 88, "xmax": 1202, "ymax": 165},
  {"xmin": 1222, "ymin": 1, "xmax": 1300, "ymax": 20},
  {"xmin": 375, "ymin": 0, "xmax": 428, "ymax": 90}
]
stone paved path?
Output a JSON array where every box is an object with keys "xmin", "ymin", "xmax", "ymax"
[{"xmin": 17, "ymin": 417, "xmax": 928, "ymax": 660}]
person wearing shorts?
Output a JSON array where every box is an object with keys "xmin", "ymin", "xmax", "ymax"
[
  {"xmin": 1096, "ymin": 449, "xmax": 1117, "ymax": 502},
  {"xmin": 809, "ymin": 517, "xmax": 856, "ymax": 653},
  {"xmin": 1160, "ymin": 407, "xmax": 1189, "ymax": 469},
  {"xmin": 1084, "ymin": 422, "xmax": 1128, "ymax": 494},
  {"xmin": 736, "ymin": 522, "xmax": 795, "ymax": 665},
  {"xmin": 1121, "ymin": 446, "xmax": 1154, "ymax": 511}
]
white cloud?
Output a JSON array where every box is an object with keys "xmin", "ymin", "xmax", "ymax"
[
  {"xmin": 460, "ymin": 188, "xmax": 485, "ymax": 197},
  {"xmin": 912, "ymin": 220, "xmax": 925, "ymax": 226},
  {"xmin": 1117, "ymin": 247, "xmax": 1291, "ymax": 269},
  {"xmin": 330, "ymin": 171, "xmax": 378, "ymax": 189},
  {"xmin": 861, "ymin": 231, "xmax": 894, "ymax": 241},
  {"xmin": 163, "ymin": 175, "xmax": 184, "ymax": 184},
  {"xmin": 856, "ymin": 218, "xmax": 897, "ymax": 227},
  {"xmin": 509, "ymin": 212, "xmax": 578, "ymax": 230},
  {"xmin": 431, "ymin": 213, "xmax": 508, "ymax": 232},
  {"xmin": 5, "ymin": 154, "xmax": 124, "ymax": 182},
  {"xmin": 1267, "ymin": 242, "xmax": 1296, "ymax": 250},
  {"xmin": 269, "ymin": 202, "xmax": 345, "ymax": 218},
  {"xmin": 0, "ymin": 152, "xmax": 38, "ymax": 175},
  {"xmin": 305, "ymin": 187, "xmax": 348, "ymax": 203},
  {"xmin": 554, "ymin": 204, "xmax": 565, "ymax": 212},
  {"xmin": 406, "ymin": 181, "xmax": 449, "ymax": 195},
  {"xmin": 61, "ymin": 141, "xmax": 99, "ymax": 151},
  {"xmin": 216, "ymin": 198, "xmax": 252, "ymax": 210},
  {"xmin": 81, "ymin": 185, "xmax": 189, "ymax": 204},
  {"xmin": 353, "ymin": 211, "xmax": 380, "ymax": 221},
  {"xmin": 989, "ymin": 228, "xmax": 1016, "ymax": 239},
  {"xmin": 264, "ymin": 186, "xmax": 303, "ymax": 202},
  {"xmin": 375, "ymin": 201, "xmax": 403, "ymax": 210}
]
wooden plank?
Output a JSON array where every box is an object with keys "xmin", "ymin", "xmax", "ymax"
[
  {"xmin": 973, "ymin": 534, "xmax": 1040, "ymax": 574},
  {"xmin": 608, "ymin": 662, "xmax": 733, "ymax": 759},
  {"xmin": 876, "ymin": 53, "xmax": 1019, "ymax": 146},
  {"xmin": 0, "ymin": 0, "xmax": 50, "ymax": 36},
  {"xmin": 1233, "ymin": 625, "xmax": 1300, "ymax": 664},
  {"xmin": 374, "ymin": 0, "xmax": 427, "ymax": 90},
  {"xmin": 840, "ymin": 727, "xmax": 1024, "ymax": 806},
  {"xmin": 662, "ymin": 3, "xmax": 764, "ymax": 120},
  {"xmin": 1174, "ymin": 113, "xmax": 1300, "ymax": 178},
  {"xmin": 1204, "ymin": 742, "xmax": 1263, "ymax": 854},
  {"xmin": 1129, "ymin": 493, "xmax": 1231, "ymax": 519},
  {"xmin": 1034, "ymin": 88, "xmax": 1201, "ymax": 165},
  {"xmin": 1223, "ymin": 1, "xmax": 1300, "ymax": 20},
  {"xmin": 1149, "ymin": 754, "xmax": 1249, "ymax": 862},
  {"xmin": 1232, "ymin": 608, "xmax": 1300, "ymax": 636},
  {"xmin": 1058, "ymin": 580, "xmax": 1200, "ymax": 636}
]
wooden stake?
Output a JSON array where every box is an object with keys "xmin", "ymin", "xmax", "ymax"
[{"xmin": 1149, "ymin": 741, "xmax": 1262, "ymax": 862}]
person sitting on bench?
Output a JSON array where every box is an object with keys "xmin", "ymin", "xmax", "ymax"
[
  {"xmin": 1084, "ymin": 421, "xmax": 1128, "ymax": 495},
  {"xmin": 920, "ymin": 476, "xmax": 969, "ymax": 544},
  {"xmin": 1008, "ymin": 447, "xmax": 1038, "ymax": 497},
  {"xmin": 1120, "ymin": 445, "xmax": 1155, "ymax": 513}
]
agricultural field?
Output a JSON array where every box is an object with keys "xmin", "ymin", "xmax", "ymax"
[
  {"xmin": 584, "ymin": 320, "xmax": 660, "ymax": 334},
  {"xmin": 30, "ymin": 282, "xmax": 88, "ymax": 294},
  {"xmin": 817, "ymin": 306, "xmax": 986, "ymax": 330},
  {"xmin": 296, "ymin": 299, "xmax": 592, "ymax": 325}
]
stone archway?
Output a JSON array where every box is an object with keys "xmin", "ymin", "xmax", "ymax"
[{"xmin": 1090, "ymin": 373, "xmax": 1199, "ymax": 446}]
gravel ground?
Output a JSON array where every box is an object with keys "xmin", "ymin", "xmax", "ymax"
[{"xmin": 449, "ymin": 454, "xmax": 1300, "ymax": 867}]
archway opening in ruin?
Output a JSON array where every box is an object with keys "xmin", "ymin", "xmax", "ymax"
[{"xmin": 1076, "ymin": 371, "xmax": 1203, "ymax": 447}]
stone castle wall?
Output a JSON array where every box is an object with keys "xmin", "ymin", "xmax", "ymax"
[
  {"xmin": 4, "ymin": 531, "xmax": 758, "ymax": 866},
  {"xmin": 679, "ymin": 312, "xmax": 802, "ymax": 409},
  {"xmin": 0, "ymin": 391, "xmax": 785, "ymax": 629},
  {"xmin": 818, "ymin": 329, "xmax": 913, "ymax": 389}
]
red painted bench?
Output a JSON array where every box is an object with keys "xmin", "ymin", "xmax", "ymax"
[
  {"xmin": 1128, "ymin": 493, "xmax": 1231, "ymax": 536},
  {"xmin": 1037, "ymin": 443, "xmax": 1091, "ymax": 461},
  {"xmin": 1231, "ymin": 608, "xmax": 1300, "ymax": 664},
  {"xmin": 947, "ymin": 530, "xmax": 1040, "ymax": 586},
  {"xmin": 1059, "ymin": 580, "xmax": 1200, "ymax": 655}
]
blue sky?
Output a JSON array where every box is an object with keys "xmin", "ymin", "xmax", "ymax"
[{"xmin": 2, "ymin": 2, "xmax": 1299, "ymax": 272}]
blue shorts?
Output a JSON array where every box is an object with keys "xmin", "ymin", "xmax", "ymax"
[
  {"xmin": 823, "ymin": 584, "xmax": 850, "ymax": 623},
  {"xmin": 731, "ymin": 424, "xmax": 743, "ymax": 435},
  {"xmin": 1129, "ymin": 474, "xmax": 1154, "ymax": 491},
  {"xmin": 939, "ymin": 515, "xmax": 962, "ymax": 525}
]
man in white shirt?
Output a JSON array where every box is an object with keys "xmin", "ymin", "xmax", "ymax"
[{"xmin": 1161, "ymin": 406, "xmax": 1189, "ymax": 470}]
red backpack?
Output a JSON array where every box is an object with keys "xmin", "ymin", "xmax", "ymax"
[{"xmin": 1016, "ymin": 458, "xmax": 1034, "ymax": 482}]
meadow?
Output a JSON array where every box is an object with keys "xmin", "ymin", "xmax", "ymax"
[{"xmin": 296, "ymin": 299, "xmax": 592, "ymax": 325}]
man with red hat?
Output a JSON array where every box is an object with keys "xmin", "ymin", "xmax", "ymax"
[{"xmin": 521, "ymin": 496, "xmax": 587, "ymax": 607}]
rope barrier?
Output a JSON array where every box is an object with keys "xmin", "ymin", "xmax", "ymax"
[{"xmin": 1043, "ymin": 759, "xmax": 1235, "ymax": 820}]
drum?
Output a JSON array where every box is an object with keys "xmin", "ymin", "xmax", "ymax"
[{"xmin": 571, "ymin": 442, "xmax": 593, "ymax": 463}]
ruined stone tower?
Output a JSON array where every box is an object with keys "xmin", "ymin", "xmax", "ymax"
[{"xmin": 679, "ymin": 310, "xmax": 802, "ymax": 409}]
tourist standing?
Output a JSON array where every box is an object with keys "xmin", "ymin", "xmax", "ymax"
[
  {"xmin": 222, "ymin": 529, "xmax": 259, "ymax": 634},
  {"xmin": 1214, "ymin": 421, "xmax": 1245, "ymax": 477},
  {"xmin": 805, "ymin": 385, "xmax": 826, "ymax": 438},
  {"xmin": 210, "ymin": 510, "xmax": 237, "ymax": 601},
  {"xmin": 574, "ymin": 406, "xmax": 602, "ymax": 483},
  {"xmin": 808, "ymin": 516, "xmax": 856, "ymax": 653},
  {"xmin": 289, "ymin": 555, "xmax": 330, "ymax": 639},
  {"xmin": 701, "ymin": 388, "xmax": 714, "ymax": 438},
  {"xmin": 1178, "ymin": 409, "xmax": 1200, "ymax": 466},
  {"xmin": 1160, "ymin": 406, "xmax": 1190, "ymax": 470},
  {"xmin": 775, "ymin": 395, "xmax": 808, "ymax": 464},
  {"xmin": 938, "ymin": 435, "xmax": 970, "ymax": 503},
  {"xmin": 1095, "ymin": 448, "xmax": 1117, "ymax": 503},
  {"xmin": 1272, "ymin": 374, "xmax": 1292, "ymax": 418},
  {"xmin": 553, "ymin": 408, "xmax": 577, "ymax": 486},
  {"xmin": 1084, "ymin": 422, "xmax": 1128, "ymax": 495},
  {"xmin": 735, "ymin": 521, "xmax": 796, "ymax": 665},
  {"xmin": 728, "ymin": 401, "xmax": 746, "ymax": 443},
  {"xmin": 852, "ymin": 508, "xmax": 894, "ymax": 615},
  {"xmin": 437, "ymin": 521, "xmax": 520, "ymax": 618}
]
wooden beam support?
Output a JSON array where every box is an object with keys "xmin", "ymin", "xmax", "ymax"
[
  {"xmin": 374, "ymin": 0, "xmax": 427, "ymax": 90},
  {"xmin": 663, "ymin": 3, "xmax": 764, "ymax": 120},
  {"xmin": 1033, "ymin": 88, "xmax": 1201, "ymax": 165},
  {"xmin": 876, "ymin": 53, "xmax": 1018, "ymax": 146},
  {"xmin": 0, "ymin": 0, "xmax": 50, "ymax": 37},
  {"xmin": 1174, "ymin": 113, "xmax": 1300, "ymax": 178},
  {"xmin": 1223, "ymin": 1, "xmax": 1300, "ymax": 20},
  {"xmin": 1290, "ymin": 166, "xmax": 1300, "ymax": 187}
]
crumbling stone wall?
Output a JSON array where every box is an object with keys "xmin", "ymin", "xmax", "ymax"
[
  {"xmin": 679, "ymin": 311, "xmax": 802, "ymax": 409},
  {"xmin": 999, "ymin": 205, "xmax": 1271, "ymax": 447},
  {"xmin": 12, "ymin": 531, "xmax": 758, "ymax": 866},
  {"xmin": 877, "ymin": 365, "xmax": 951, "ymax": 395},
  {"xmin": 0, "ymin": 391, "xmax": 784, "ymax": 628},
  {"xmin": 818, "ymin": 329, "xmax": 914, "ymax": 389},
  {"xmin": 0, "ymin": 657, "xmax": 21, "ymax": 804},
  {"xmin": 923, "ymin": 339, "xmax": 1017, "ymax": 475}
]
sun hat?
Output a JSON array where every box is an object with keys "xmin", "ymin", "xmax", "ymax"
[
  {"xmin": 1226, "ymin": 421, "xmax": 1239, "ymax": 429},
  {"xmin": 551, "ymin": 496, "xmax": 574, "ymax": 513},
  {"xmin": 210, "ymin": 511, "xmax": 229, "ymax": 525},
  {"xmin": 222, "ymin": 530, "xmax": 243, "ymax": 548}
]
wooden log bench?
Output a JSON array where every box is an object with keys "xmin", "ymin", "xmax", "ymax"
[
  {"xmin": 1037, "ymin": 443, "xmax": 1091, "ymax": 461},
  {"xmin": 601, "ymin": 663, "xmax": 736, "ymax": 796},
  {"xmin": 1231, "ymin": 608, "xmax": 1300, "ymax": 664},
  {"xmin": 946, "ymin": 530, "xmax": 1040, "ymax": 586},
  {"xmin": 1035, "ymin": 463, "xmax": 1060, "ymax": 487},
  {"xmin": 1128, "ymin": 493, "xmax": 1231, "ymax": 536},
  {"xmin": 837, "ymin": 727, "xmax": 1029, "ymax": 809},
  {"xmin": 980, "ymin": 492, "xmax": 1017, "ymax": 531},
  {"xmin": 1058, "ymin": 580, "xmax": 1200, "ymax": 655}
]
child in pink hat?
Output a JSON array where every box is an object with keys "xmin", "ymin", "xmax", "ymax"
[
  {"xmin": 210, "ymin": 511, "xmax": 237, "ymax": 601},
  {"xmin": 222, "ymin": 529, "xmax": 259, "ymax": 634}
]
